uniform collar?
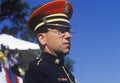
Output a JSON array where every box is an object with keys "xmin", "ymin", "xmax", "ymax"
[{"xmin": 41, "ymin": 52, "xmax": 64, "ymax": 66}]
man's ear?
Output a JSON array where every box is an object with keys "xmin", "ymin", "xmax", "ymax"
[{"xmin": 37, "ymin": 33, "xmax": 46, "ymax": 45}]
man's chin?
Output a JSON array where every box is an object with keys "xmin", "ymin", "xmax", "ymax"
[{"xmin": 64, "ymin": 49, "xmax": 70, "ymax": 55}]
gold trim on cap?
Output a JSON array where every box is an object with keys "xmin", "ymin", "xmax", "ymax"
[
  {"xmin": 34, "ymin": 18, "xmax": 70, "ymax": 31},
  {"xmin": 45, "ymin": 13, "xmax": 68, "ymax": 18}
]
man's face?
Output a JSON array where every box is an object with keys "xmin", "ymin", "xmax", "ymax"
[{"xmin": 44, "ymin": 27, "xmax": 72, "ymax": 57}]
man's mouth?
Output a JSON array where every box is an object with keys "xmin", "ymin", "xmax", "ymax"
[{"xmin": 64, "ymin": 42, "xmax": 71, "ymax": 47}]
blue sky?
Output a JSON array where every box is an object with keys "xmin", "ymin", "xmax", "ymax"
[
  {"xmin": 24, "ymin": 0, "xmax": 120, "ymax": 83},
  {"xmin": 71, "ymin": 0, "xmax": 120, "ymax": 83}
]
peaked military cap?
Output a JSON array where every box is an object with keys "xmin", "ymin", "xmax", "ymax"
[{"xmin": 28, "ymin": 0, "xmax": 73, "ymax": 32}]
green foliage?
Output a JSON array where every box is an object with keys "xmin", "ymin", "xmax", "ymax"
[
  {"xmin": 0, "ymin": 0, "xmax": 31, "ymax": 39},
  {"xmin": 0, "ymin": 0, "xmax": 29, "ymax": 25},
  {"xmin": 1, "ymin": 25, "xmax": 19, "ymax": 36},
  {"xmin": 65, "ymin": 57, "xmax": 75, "ymax": 72}
]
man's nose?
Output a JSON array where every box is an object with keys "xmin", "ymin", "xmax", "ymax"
[{"xmin": 64, "ymin": 32, "xmax": 72, "ymax": 39}]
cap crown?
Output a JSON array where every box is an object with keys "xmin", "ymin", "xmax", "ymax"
[{"xmin": 28, "ymin": 0, "xmax": 73, "ymax": 32}]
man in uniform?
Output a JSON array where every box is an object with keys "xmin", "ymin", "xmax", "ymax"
[{"xmin": 23, "ymin": 0, "xmax": 76, "ymax": 83}]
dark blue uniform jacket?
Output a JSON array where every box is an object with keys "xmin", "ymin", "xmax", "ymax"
[{"xmin": 23, "ymin": 52, "xmax": 76, "ymax": 83}]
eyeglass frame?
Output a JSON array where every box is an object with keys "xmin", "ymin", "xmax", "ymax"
[
  {"xmin": 47, "ymin": 26, "xmax": 74, "ymax": 36},
  {"xmin": 34, "ymin": 24, "xmax": 74, "ymax": 36}
]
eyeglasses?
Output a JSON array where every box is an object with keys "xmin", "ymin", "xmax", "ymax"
[{"xmin": 47, "ymin": 27, "xmax": 74, "ymax": 36}]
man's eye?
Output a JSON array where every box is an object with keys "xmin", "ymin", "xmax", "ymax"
[
  {"xmin": 62, "ymin": 28, "xmax": 70, "ymax": 33},
  {"xmin": 58, "ymin": 28, "xmax": 70, "ymax": 33},
  {"xmin": 60, "ymin": 28, "xmax": 66, "ymax": 33}
]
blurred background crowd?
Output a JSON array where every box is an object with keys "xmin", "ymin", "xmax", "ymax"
[{"xmin": 0, "ymin": 44, "xmax": 24, "ymax": 83}]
